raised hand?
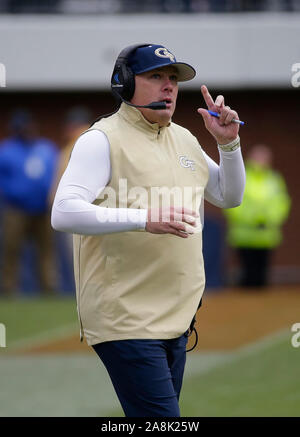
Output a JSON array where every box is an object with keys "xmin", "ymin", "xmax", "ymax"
[{"xmin": 197, "ymin": 85, "xmax": 240, "ymax": 145}]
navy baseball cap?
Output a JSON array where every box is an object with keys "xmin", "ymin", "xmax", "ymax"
[{"xmin": 128, "ymin": 44, "xmax": 196, "ymax": 82}]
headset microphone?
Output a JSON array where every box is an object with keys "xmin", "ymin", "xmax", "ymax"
[{"xmin": 118, "ymin": 94, "xmax": 167, "ymax": 110}]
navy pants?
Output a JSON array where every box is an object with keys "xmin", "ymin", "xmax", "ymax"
[{"xmin": 92, "ymin": 333, "xmax": 188, "ymax": 417}]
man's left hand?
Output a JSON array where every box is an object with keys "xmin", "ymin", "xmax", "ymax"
[{"xmin": 197, "ymin": 85, "xmax": 240, "ymax": 145}]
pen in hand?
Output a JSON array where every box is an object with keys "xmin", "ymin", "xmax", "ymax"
[{"xmin": 208, "ymin": 110, "xmax": 245, "ymax": 126}]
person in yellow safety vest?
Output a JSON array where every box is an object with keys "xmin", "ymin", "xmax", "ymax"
[{"xmin": 223, "ymin": 144, "xmax": 291, "ymax": 288}]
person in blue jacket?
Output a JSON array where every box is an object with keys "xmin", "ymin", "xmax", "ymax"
[{"xmin": 0, "ymin": 109, "xmax": 58, "ymax": 296}]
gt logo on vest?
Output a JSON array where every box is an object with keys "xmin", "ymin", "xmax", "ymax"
[
  {"xmin": 154, "ymin": 47, "xmax": 175, "ymax": 62},
  {"xmin": 179, "ymin": 155, "xmax": 195, "ymax": 171}
]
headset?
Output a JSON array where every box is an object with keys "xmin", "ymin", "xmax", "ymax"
[
  {"xmin": 89, "ymin": 43, "xmax": 166, "ymax": 127},
  {"xmin": 111, "ymin": 43, "xmax": 167, "ymax": 110}
]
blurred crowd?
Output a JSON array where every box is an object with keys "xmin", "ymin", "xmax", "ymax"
[
  {"xmin": 0, "ymin": 107, "xmax": 291, "ymax": 296},
  {"xmin": 0, "ymin": 0, "xmax": 299, "ymax": 14},
  {"xmin": 0, "ymin": 107, "xmax": 91, "ymax": 297}
]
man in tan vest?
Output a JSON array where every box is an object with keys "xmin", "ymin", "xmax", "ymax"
[{"xmin": 52, "ymin": 44, "xmax": 245, "ymax": 417}]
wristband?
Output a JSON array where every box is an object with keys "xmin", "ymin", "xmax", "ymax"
[{"xmin": 218, "ymin": 136, "xmax": 240, "ymax": 152}]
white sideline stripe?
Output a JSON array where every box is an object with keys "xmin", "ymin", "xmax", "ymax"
[
  {"xmin": 186, "ymin": 327, "xmax": 291, "ymax": 378},
  {"xmin": 8, "ymin": 323, "xmax": 79, "ymax": 350},
  {"xmin": 233, "ymin": 327, "xmax": 290, "ymax": 357},
  {"xmin": 0, "ymin": 328, "xmax": 291, "ymax": 417},
  {"xmin": 0, "ymin": 354, "xmax": 120, "ymax": 416}
]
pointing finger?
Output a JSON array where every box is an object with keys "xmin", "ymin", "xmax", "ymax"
[{"xmin": 201, "ymin": 85, "xmax": 215, "ymax": 111}]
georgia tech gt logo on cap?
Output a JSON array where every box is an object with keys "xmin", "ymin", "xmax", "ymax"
[{"xmin": 154, "ymin": 47, "xmax": 175, "ymax": 62}]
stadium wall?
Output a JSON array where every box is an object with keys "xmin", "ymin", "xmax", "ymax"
[{"xmin": 0, "ymin": 13, "xmax": 299, "ymax": 90}]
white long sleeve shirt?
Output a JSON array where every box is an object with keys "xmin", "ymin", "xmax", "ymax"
[{"xmin": 51, "ymin": 130, "xmax": 245, "ymax": 235}]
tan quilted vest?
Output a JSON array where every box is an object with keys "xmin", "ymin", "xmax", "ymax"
[{"xmin": 73, "ymin": 103, "xmax": 209, "ymax": 346}]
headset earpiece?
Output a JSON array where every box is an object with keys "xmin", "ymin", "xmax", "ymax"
[
  {"xmin": 111, "ymin": 43, "xmax": 150, "ymax": 102},
  {"xmin": 120, "ymin": 63, "xmax": 135, "ymax": 101},
  {"xmin": 93, "ymin": 43, "xmax": 157, "ymax": 126}
]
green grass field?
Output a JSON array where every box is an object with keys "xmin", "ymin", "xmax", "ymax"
[
  {"xmin": 0, "ymin": 297, "xmax": 299, "ymax": 417},
  {"xmin": 0, "ymin": 296, "xmax": 77, "ymax": 346},
  {"xmin": 107, "ymin": 331, "xmax": 300, "ymax": 417},
  {"xmin": 181, "ymin": 333, "xmax": 300, "ymax": 417}
]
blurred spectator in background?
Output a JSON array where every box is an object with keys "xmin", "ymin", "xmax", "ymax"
[
  {"xmin": 223, "ymin": 144, "xmax": 291, "ymax": 288},
  {"xmin": 0, "ymin": 109, "xmax": 58, "ymax": 297},
  {"xmin": 50, "ymin": 106, "xmax": 91, "ymax": 205},
  {"xmin": 49, "ymin": 106, "xmax": 91, "ymax": 258}
]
